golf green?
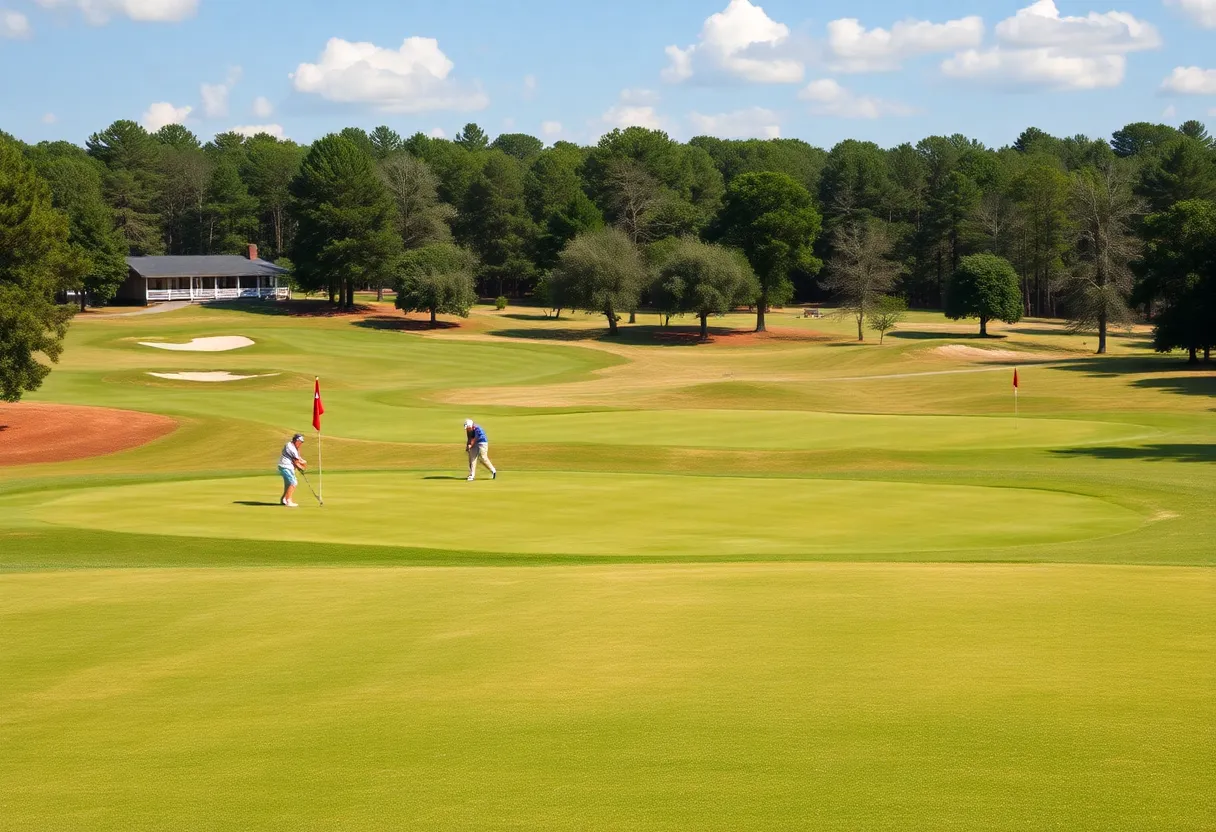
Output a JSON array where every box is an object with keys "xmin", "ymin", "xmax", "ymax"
[{"xmin": 34, "ymin": 471, "xmax": 1142, "ymax": 557}]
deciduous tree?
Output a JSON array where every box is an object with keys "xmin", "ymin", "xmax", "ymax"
[
  {"xmin": 549, "ymin": 227, "xmax": 647, "ymax": 335},
  {"xmin": 654, "ymin": 238, "xmax": 758, "ymax": 338},
  {"xmin": 394, "ymin": 243, "xmax": 478, "ymax": 324},
  {"xmin": 712, "ymin": 171, "xmax": 822, "ymax": 332},
  {"xmin": 945, "ymin": 253, "xmax": 1023, "ymax": 336}
]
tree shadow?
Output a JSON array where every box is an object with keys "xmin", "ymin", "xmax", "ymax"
[
  {"xmin": 352, "ymin": 316, "xmax": 461, "ymax": 332},
  {"xmin": 204, "ymin": 299, "xmax": 378, "ymax": 317},
  {"xmin": 1052, "ymin": 444, "xmax": 1215, "ymax": 463},
  {"xmin": 500, "ymin": 312, "xmax": 558, "ymax": 322},
  {"xmin": 492, "ymin": 325, "xmax": 830, "ymax": 348},
  {"xmin": 233, "ymin": 501, "xmax": 284, "ymax": 507},
  {"xmin": 1049, "ymin": 356, "xmax": 1216, "ymax": 394},
  {"xmin": 888, "ymin": 330, "xmax": 1005, "ymax": 341}
]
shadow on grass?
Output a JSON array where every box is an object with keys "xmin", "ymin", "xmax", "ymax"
[
  {"xmin": 423, "ymin": 475, "xmax": 466, "ymax": 481},
  {"xmin": 1048, "ymin": 355, "xmax": 1216, "ymax": 395},
  {"xmin": 204, "ymin": 299, "xmax": 378, "ymax": 317},
  {"xmin": 233, "ymin": 501, "xmax": 283, "ymax": 507},
  {"xmin": 888, "ymin": 330, "xmax": 1005, "ymax": 341},
  {"xmin": 493, "ymin": 324, "xmax": 831, "ymax": 348},
  {"xmin": 1052, "ymin": 444, "xmax": 1215, "ymax": 463},
  {"xmin": 501, "ymin": 312, "xmax": 558, "ymax": 322},
  {"xmin": 352, "ymin": 316, "xmax": 462, "ymax": 332}
]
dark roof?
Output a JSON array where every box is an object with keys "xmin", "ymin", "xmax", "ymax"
[{"xmin": 126, "ymin": 256, "xmax": 289, "ymax": 278}]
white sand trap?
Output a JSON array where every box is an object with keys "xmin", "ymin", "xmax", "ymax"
[
  {"xmin": 139, "ymin": 336, "xmax": 254, "ymax": 352},
  {"xmin": 147, "ymin": 372, "xmax": 279, "ymax": 383},
  {"xmin": 934, "ymin": 344, "xmax": 1065, "ymax": 362}
]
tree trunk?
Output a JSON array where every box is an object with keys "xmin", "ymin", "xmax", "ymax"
[
  {"xmin": 1205, "ymin": 345, "xmax": 1211, "ymax": 362},
  {"xmin": 857, "ymin": 313, "xmax": 864, "ymax": 342},
  {"xmin": 328, "ymin": 284, "xmax": 336, "ymax": 305},
  {"xmin": 629, "ymin": 311, "xmax": 636, "ymax": 324},
  {"xmin": 377, "ymin": 282, "xmax": 384, "ymax": 303},
  {"xmin": 980, "ymin": 316, "xmax": 989, "ymax": 337},
  {"xmin": 79, "ymin": 292, "xmax": 87, "ymax": 313},
  {"xmin": 700, "ymin": 313, "xmax": 709, "ymax": 339},
  {"xmin": 345, "ymin": 280, "xmax": 355, "ymax": 310},
  {"xmin": 606, "ymin": 302, "xmax": 618, "ymax": 335},
  {"xmin": 756, "ymin": 291, "xmax": 768, "ymax": 333},
  {"xmin": 1188, "ymin": 346, "xmax": 1199, "ymax": 364},
  {"xmin": 430, "ymin": 307, "xmax": 437, "ymax": 326},
  {"xmin": 1097, "ymin": 312, "xmax": 1107, "ymax": 355}
]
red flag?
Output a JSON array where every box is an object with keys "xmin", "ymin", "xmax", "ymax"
[
  {"xmin": 312, "ymin": 378, "xmax": 324, "ymax": 431},
  {"xmin": 1013, "ymin": 368, "xmax": 1019, "ymax": 390}
]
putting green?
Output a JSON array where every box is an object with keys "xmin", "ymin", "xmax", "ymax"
[
  {"xmin": 36, "ymin": 472, "xmax": 1142, "ymax": 557},
  {"xmin": 339, "ymin": 407, "xmax": 1156, "ymax": 451}
]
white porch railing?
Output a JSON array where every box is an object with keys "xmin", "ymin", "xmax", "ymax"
[{"xmin": 146, "ymin": 287, "xmax": 290, "ymax": 302}]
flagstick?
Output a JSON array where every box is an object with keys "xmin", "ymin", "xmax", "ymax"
[
  {"xmin": 317, "ymin": 425, "xmax": 323, "ymax": 506},
  {"xmin": 1014, "ymin": 367, "xmax": 1019, "ymax": 426}
]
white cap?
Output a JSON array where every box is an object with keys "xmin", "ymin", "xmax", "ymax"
[{"xmin": 464, "ymin": 419, "xmax": 474, "ymax": 428}]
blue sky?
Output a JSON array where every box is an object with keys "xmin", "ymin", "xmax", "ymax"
[{"xmin": 2, "ymin": 0, "xmax": 1215, "ymax": 149}]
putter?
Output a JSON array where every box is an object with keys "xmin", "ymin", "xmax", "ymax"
[{"xmin": 300, "ymin": 469, "xmax": 323, "ymax": 506}]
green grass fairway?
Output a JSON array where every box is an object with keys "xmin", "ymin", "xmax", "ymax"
[
  {"xmin": 34, "ymin": 471, "xmax": 1142, "ymax": 557},
  {"xmin": 1, "ymin": 302, "xmax": 1212, "ymax": 829},
  {"xmin": 2, "ymin": 565, "xmax": 1212, "ymax": 831}
]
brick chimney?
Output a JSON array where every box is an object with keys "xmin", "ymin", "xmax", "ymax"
[{"xmin": 247, "ymin": 244, "xmax": 258, "ymax": 261}]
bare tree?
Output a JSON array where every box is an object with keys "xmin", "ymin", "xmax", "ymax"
[
  {"xmin": 820, "ymin": 220, "xmax": 904, "ymax": 341},
  {"xmin": 378, "ymin": 154, "xmax": 456, "ymax": 301},
  {"xmin": 1067, "ymin": 164, "xmax": 1145, "ymax": 354}
]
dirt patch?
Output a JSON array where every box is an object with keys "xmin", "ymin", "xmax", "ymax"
[
  {"xmin": 0, "ymin": 403, "xmax": 176, "ymax": 466},
  {"xmin": 934, "ymin": 344, "xmax": 1069, "ymax": 362}
]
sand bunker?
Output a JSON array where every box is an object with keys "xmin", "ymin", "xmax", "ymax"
[
  {"xmin": 0, "ymin": 403, "xmax": 176, "ymax": 466},
  {"xmin": 934, "ymin": 344, "xmax": 1065, "ymax": 362},
  {"xmin": 139, "ymin": 336, "xmax": 254, "ymax": 352},
  {"xmin": 147, "ymin": 372, "xmax": 279, "ymax": 383}
]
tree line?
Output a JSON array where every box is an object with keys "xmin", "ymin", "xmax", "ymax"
[{"xmin": 2, "ymin": 116, "xmax": 1215, "ymax": 400}]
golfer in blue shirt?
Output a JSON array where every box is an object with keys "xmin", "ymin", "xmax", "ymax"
[{"xmin": 464, "ymin": 419, "xmax": 497, "ymax": 481}]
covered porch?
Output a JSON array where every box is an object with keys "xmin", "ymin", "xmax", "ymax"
[{"xmin": 146, "ymin": 275, "xmax": 290, "ymax": 303}]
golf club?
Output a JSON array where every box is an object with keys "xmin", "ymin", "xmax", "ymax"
[{"xmin": 300, "ymin": 469, "xmax": 323, "ymax": 506}]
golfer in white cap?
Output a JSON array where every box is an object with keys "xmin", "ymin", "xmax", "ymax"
[
  {"xmin": 464, "ymin": 419, "xmax": 497, "ymax": 482},
  {"xmin": 278, "ymin": 433, "xmax": 307, "ymax": 507}
]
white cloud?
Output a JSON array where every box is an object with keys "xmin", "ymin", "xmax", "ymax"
[
  {"xmin": 1161, "ymin": 66, "xmax": 1216, "ymax": 95},
  {"xmin": 942, "ymin": 48, "xmax": 1125, "ymax": 90},
  {"xmin": 523, "ymin": 74, "xmax": 537, "ymax": 99},
  {"xmin": 601, "ymin": 89, "xmax": 665, "ymax": 130},
  {"xmin": 995, "ymin": 0, "xmax": 1159, "ymax": 52},
  {"xmin": 541, "ymin": 120, "xmax": 562, "ymax": 137},
  {"xmin": 1163, "ymin": 104, "xmax": 1178, "ymax": 119},
  {"xmin": 1, "ymin": 9, "xmax": 31, "ymax": 38},
  {"xmin": 799, "ymin": 78, "xmax": 913, "ymax": 119},
  {"xmin": 502, "ymin": 116, "xmax": 516, "ymax": 131},
  {"xmin": 940, "ymin": 1, "xmax": 1156, "ymax": 91},
  {"xmin": 42, "ymin": 112, "xmax": 57, "ymax": 124},
  {"xmin": 1164, "ymin": 0, "xmax": 1216, "ymax": 28},
  {"xmin": 35, "ymin": 0, "xmax": 196, "ymax": 24},
  {"xmin": 201, "ymin": 66, "xmax": 242, "ymax": 118},
  {"xmin": 251, "ymin": 96, "xmax": 274, "ymax": 118},
  {"xmin": 229, "ymin": 124, "xmax": 285, "ymax": 139},
  {"xmin": 291, "ymin": 36, "xmax": 488, "ymax": 113},
  {"xmin": 429, "ymin": 127, "xmax": 446, "ymax": 138},
  {"xmin": 663, "ymin": 0, "xmax": 803, "ymax": 84},
  {"xmin": 141, "ymin": 101, "xmax": 192, "ymax": 131},
  {"xmin": 688, "ymin": 107, "xmax": 781, "ymax": 138},
  {"xmin": 826, "ymin": 16, "xmax": 984, "ymax": 73}
]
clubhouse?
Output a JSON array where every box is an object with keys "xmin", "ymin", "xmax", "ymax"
[{"xmin": 119, "ymin": 245, "xmax": 290, "ymax": 304}]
